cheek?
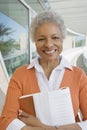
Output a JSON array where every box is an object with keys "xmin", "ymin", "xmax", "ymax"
[
  {"xmin": 57, "ymin": 42, "xmax": 63, "ymax": 52},
  {"xmin": 35, "ymin": 44, "xmax": 41, "ymax": 53},
  {"xmin": 35, "ymin": 42, "xmax": 44, "ymax": 50},
  {"xmin": 60, "ymin": 44, "xmax": 63, "ymax": 50},
  {"xmin": 57, "ymin": 41, "xmax": 63, "ymax": 47}
]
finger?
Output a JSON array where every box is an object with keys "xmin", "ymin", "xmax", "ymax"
[
  {"xmin": 19, "ymin": 116, "xmax": 28, "ymax": 124},
  {"xmin": 21, "ymin": 111, "xmax": 29, "ymax": 117},
  {"xmin": 19, "ymin": 109, "xmax": 29, "ymax": 117},
  {"xmin": 18, "ymin": 109, "xmax": 23, "ymax": 116}
]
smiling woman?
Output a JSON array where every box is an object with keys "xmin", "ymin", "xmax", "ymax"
[{"xmin": 0, "ymin": 10, "xmax": 87, "ymax": 130}]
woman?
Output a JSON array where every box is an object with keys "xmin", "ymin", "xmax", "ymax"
[{"xmin": 0, "ymin": 11, "xmax": 87, "ymax": 130}]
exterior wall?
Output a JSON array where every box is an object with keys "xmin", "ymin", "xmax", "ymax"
[
  {"xmin": 86, "ymin": 36, "xmax": 87, "ymax": 46},
  {"xmin": 63, "ymin": 34, "xmax": 87, "ymax": 52},
  {"xmin": 63, "ymin": 36, "xmax": 73, "ymax": 51}
]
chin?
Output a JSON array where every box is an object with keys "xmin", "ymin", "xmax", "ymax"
[{"xmin": 46, "ymin": 57, "xmax": 58, "ymax": 61}]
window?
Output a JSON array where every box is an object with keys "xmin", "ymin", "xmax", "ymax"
[{"xmin": 0, "ymin": 0, "xmax": 29, "ymax": 76}]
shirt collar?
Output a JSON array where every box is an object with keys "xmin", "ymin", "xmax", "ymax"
[
  {"xmin": 27, "ymin": 57, "xmax": 43, "ymax": 72},
  {"xmin": 27, "ymin": 56, "xmax": 73, "ymax": 71},
  {"xmin": 57, "ymin": 56, "xmax": 73, "ymax": 70}
]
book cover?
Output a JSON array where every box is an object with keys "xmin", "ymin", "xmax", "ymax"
[{"xmin": 19, "ymin": 94, "xmax": 36, "ymax": 116}]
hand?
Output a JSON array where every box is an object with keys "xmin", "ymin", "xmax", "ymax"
[
  {"xmin": 21, "ymin": 124, "xmax": 81, "ymax": 130},
  {"xmin": 19, "ymin": 110, "xmax": 43, "ymax": 127},
  {"xmin": 19, "ymin": 111, "xmax": 57, "ymax": 130},
  {"xmin": 19, "ymin": 110, "xmax": 82, "ymax": 130}
]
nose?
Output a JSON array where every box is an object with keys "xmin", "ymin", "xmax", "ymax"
[{"xmin": 45, "ymin": 38, "xmax": 53, "ymax": 47}]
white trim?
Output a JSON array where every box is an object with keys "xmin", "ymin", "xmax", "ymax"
[
  {"xmin": 0, "ymin": 51, "xmax": 9, "ymax": 94},
  {"xmin": 67, "ymin": 28, "xmax": 85, "ymax": 37}
]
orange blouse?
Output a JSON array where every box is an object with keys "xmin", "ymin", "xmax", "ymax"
[{"xmin": 0, "ymin": 65, "xmax": 87, "ymax": 130}]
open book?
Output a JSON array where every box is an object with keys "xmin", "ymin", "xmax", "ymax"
[{"xmin": 19, "ymin": 87, "xmax": 75, "ymax": 126}]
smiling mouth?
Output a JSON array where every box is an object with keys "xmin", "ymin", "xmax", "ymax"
[{"xmin": 43, "ymin": 49, "xmax": 57, "ymax": 54}]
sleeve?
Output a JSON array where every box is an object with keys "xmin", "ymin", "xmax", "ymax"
[
  {"xmin": 6, "ymin": 119, "xmax": 26, "ymax": 130},
  {"xmin": 79, "ymin": 70, "xmax": 87, "ymax": 120},
  {"xmin": 77, "ymin": 120, "xmax": 87, "ymax": 130},
  {"xmin": 0, "ymin": 71, "xmax": 23, "ymax": 130}
]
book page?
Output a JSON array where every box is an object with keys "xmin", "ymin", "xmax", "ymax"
[
  {"xmin": 33, "ymin": 92, "xmax": 52, "ymax": 125},
  {"xmin": 48, "ymin": 88, "xmax": 75, "ymax": 126},
  {"xmin": 33, "ymin": 87, "xmax": 75, "ymax": 126}
]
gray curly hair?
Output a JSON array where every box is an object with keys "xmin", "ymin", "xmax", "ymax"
[{"xmin": 30, "ymin": 10, "xmax": 67, "ymax": 42}]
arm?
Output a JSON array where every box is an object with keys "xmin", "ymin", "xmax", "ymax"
[
  {"xmin": 79, "ymin": 70, "xmax": 87, "ymax": 121},
  {"xmin": 76, "ymin": 70, "xmax": 87, "ymax": 130},
  {"xmin": 0, "ymin": 65, "xmax": 41, "ymax": 130},
  {"xmin": 0, "ymin": 73, "xmax": 24, "ymax": 130},
  {"xmin": 19, "ymin": 111, "xmax": 82, "ymax": 130}
]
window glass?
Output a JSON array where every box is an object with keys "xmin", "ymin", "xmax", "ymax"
[
  {"xmin": 72, "ymin": 36, "xmax": 86, "ymax": 47},
  {"xmin": 0, "ymin": 0, "xmax": 29, "ymax": 77}
]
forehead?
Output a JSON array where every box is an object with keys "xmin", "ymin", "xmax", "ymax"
[{"xmin": 35, "ymin": 22, "xmax": 61, "ymax": 36}]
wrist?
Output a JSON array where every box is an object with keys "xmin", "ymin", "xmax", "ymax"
[
  {"xmin": 21, "ymin": 125, "xmax": 32, "ymax": 130},
  {"xmin": 21, "ymin": 126, "xmax": 26, "ymax": 130},
  {"xmin": 41, "ymin": 124, "xmax": 57, "ymax": 130}
]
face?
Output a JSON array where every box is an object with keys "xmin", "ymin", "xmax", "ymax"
[{"xmin": 35, "ymin": 22, "xmax": 63, "ymax": 61}]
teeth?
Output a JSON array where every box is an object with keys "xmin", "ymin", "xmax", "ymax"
[{"xmin": 45, "ymin": 50, "xmax": 56, "ymax": 54}]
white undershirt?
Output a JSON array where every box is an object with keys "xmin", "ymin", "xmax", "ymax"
[{"xmin": 7, "ymin": 57, "xmax": 87, "ymax": 130}]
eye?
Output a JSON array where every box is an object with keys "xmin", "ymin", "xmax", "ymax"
[
  {"xmin": 37, "ymin": 38, "xmax": 45, "ymax": 42},
  {"xmin": 52, "ymin": 36, "xmax": 60, "ymax": 40}
]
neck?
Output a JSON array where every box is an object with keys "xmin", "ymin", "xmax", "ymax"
[{"xmin": 39, "ymin": 57, "xmax": 61, "ymax": 79}]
